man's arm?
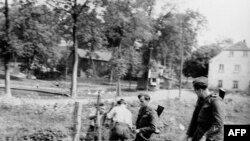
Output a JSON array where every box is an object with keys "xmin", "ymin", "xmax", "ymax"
[
  {"xmin": 186, "ymin": 99, "xmax": 202, "ymax": 137},
  {"xmin": 106, "ymin": 107, "xmax": 116, "ymax": 119},
  {"xmin": 128, "ymin": 111, "xmax": 133, "ymax": 128},
  {"xmin": 204, "ymin": 99, "xmax": 224, "ymax": 138}
]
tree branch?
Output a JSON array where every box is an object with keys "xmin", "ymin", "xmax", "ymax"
[
  {"xmin": 46, "ymin": 0, "xmax": 71, "ymax": 14},
  {"xmin": 77, "ymin": 0, "xmax": 89, "ymax": 16}
]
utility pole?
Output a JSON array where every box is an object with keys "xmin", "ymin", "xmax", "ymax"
[
  {"xmin": 147, "ymin": 45, "xmax": 153, "ymax": 91},
  {"xmin": 117, "ymin": 44, "xmax": 121, "ymax": 96},
  {"xmin": 179, "ymin": 20, "xmax": 184, "ymax": 99}
]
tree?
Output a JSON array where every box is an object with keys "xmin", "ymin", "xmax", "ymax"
[
  {"xmin": 11, "ymin": 1, "xmax": 60, "ymax": 77},
  {"xmin": 103, "ymin": 0, "xmax": 156, "ymax": 94},
  {"xmin": 47, "ymin": 0, "xmax": 104, "ymax": 98},
  {"xmin": 0, "ymin": 0, "xmax": 12, "ymax": 97},
  {"xmin": 152, "ymin": 10, "xmax": 207, "ymax": 79},
  {"xmin": 183, "ymin": 43, "xmax": 225, "ymax": 78}
]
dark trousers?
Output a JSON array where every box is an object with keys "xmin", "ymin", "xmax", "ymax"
[
  {"xmin": 85, "ymin": 125, "xmax": 109, "ymax": 141},
  {"xmin": 134, "ymin": 134, "xmax": 148, "ymax": 141},
  {"xmin": 134, "ymin": 132, "xmax": 154, "ymax": 141},
  {"xmin": 109, "ymin": 122, "xmax": 132, "ymax": 141}
]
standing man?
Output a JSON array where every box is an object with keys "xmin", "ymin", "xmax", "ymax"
[
  {"xmin": 183, "ymin": 77, "xmax": 225, "ymax": 141},
  {"xmin": 134, "ymin": 94, "xmax": 158, "ymax": 141},
  {"xmin": 107, "ymin": 99, "xmax": 133, "ymax": 141}
]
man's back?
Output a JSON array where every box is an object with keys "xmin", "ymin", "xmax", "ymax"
[
  {"xmin": 196, "ymin": 95, "xmax": 224, "ymax": 141},
  {"xmin": 107, "ymin": 104, "xmax": 132, "ymax": 127}
]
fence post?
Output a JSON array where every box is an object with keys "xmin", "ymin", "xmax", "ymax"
[
  {"xmin": 96, "ymin": 90, "xmax": 102, "ymax": 141},
  {"xmin": 73, "ymin": 102, "xmax": 83, "ymax": 141}
]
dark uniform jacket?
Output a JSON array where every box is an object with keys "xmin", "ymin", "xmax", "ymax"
[
  {"xmin": 135, "ymin": 106, "xmax": 157, "ymax": 140},
  {"xmin": 187, "ymin": 94, "xmax": 224, "ymax": 141}
]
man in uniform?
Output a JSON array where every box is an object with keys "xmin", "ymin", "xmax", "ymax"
[
  {"xmin": 183, "ymin": 76, "xmax": 225, "ymax": 141},
  {"xmin": 134, "ymin": 94, "xmax": 158, "ymax": 141}
]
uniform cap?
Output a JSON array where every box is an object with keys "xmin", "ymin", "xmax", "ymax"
[
  {"xmin": 117, "ymin": 99, "xmax": 126, "ymax": 105},
  {"xmin": 193, "ymin": 76, "xmax": 208, "ymax": 88},
  {"xmin": 138, "ymin": 94, "xmax": 150, "ymax": 101}
]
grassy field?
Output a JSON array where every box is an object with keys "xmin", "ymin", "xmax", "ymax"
[{"xmin": 0, "ymin": 92, "xmax": 250, "ymax": 141}]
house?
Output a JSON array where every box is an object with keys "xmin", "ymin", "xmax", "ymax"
[
  {"xmin": 136, "ymin": 65, "xmax": 176, "ymax": 90},
  {"xmin": 75, "ymin": 49, "xmax": 112, "ymax": 77},
  {"xmin": 208, "ymin": 40, "xmax": 250, "ymax": 91}
]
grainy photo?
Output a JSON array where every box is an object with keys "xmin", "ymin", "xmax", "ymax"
[{"xmin": 0, "ymin": 0, "xmax": 249, "ymax": 141}]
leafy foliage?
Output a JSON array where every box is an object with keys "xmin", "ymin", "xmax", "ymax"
[
  {"xmin": 183, "ymin": 43, "xmax": 224, "ymax": 78},
  {"xmin": 1, "ymin": 0, "xmax": 208, "ymax": 82},
  {"xmin": 152, "ymin": 10, "xmax": 207, "ymax": 78},
  {"xmin": 28, "ymin": 128, "xmax": 68, "ymax": 141},
  {"xmin": 103, "ymin": 0, "xmax": 157, "ymax": 80},
  {"xmin": 0, "ymin": 0, "xmax": 61, "ymax": 75}
]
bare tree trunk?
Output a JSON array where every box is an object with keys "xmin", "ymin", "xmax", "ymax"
[
  {"xmin": 110, "ymin": 68, "xmax": 113, "ymax": 83},
  {"xmin": 179, "ymin": 22, "xmax": 184, "ymax": 99},
  {"xmin": 117, "ymin": 44, "xmax": 121, "ymax": 96},
  {"xmin": 117, "ymin": 77, "xmax": 121, "ymax": 96},
  {"xmin": 73, "ymin": 102, "xmax": 83, "ymax": 141},
  {"xmin": 65, "ymin": 61, "xmax": 68, "ymax": 80},
  {"xmin": 4, "ymin": 56, "xmax": 11, "ymax": 97},
  {"xmin": 91, "ymin": 57, "xmax": 96, "ymax": 77},
  {"xmin": 129, "ymin": 75, "xmax": 132, "ymax": 90},
  {"xmin": 4, "ymin": 0, "xmax": 11, "ymax": 97},
  {"xmin": 71, "ymin": 38, "xmax": 78, "ymax": 98},
  {"xmin": 163, "ymin": 54, "xmax": 166, "ymax": 67},
  {"xmin": 65, "ymin": 47, "xmax": 70, "ymax": 80},
  {"xmin": 71, "ymin": 2, "xmax": 78, "ymax": 98}
]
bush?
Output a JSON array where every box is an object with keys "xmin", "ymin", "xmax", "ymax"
[{"xmin": 28, "ymin": 128, "xmax": 68, "ymax": 141}]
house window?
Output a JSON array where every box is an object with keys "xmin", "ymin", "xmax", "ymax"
[
  {"xmin": 243, "ymin": 51, "xmax": 248, "ymax": 57},
  {"xmin": 233, "ymin": 81, "xmax": 238, "ymax": 89},
  {"xmin": 218, "ymin": 80, "xmax": 223, "ymax": 87},
  {"xmin": 229, "ymin": 51, "xmax": 234, "ymax": 57},
  {"xmin": 219, "ymin": 64, "xmax": 224, "ymax": 72},
  {"xmin": 234, "ymin": 64, "xmax": 240, "ymax": 72}
]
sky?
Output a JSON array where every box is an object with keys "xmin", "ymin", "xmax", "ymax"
[{"xmin": 155, "ymin": 0, "xmax": 250, "ymax": 46}]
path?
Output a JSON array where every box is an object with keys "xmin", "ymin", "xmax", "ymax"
[{"xmin": 0, "ymin": 89, "xmax": 197, "ymax": 105}]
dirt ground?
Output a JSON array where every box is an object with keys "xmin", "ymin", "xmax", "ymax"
[
  {"xmin": 0, "ymin": 78, "xmax": 250, "ymax": 140},
  {"xmin": 0, "ymin": 87, "xmax": 250, "ymax": 141}
]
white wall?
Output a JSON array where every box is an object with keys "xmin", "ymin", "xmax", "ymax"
[{"xmin": 208, "ymin": 50, "xmax": 250, "ymax": 91}]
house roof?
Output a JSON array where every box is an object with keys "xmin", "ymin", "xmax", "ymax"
[
  {"xmin": 78, "ymin": 49, "xmax": 112, "ymax": 62},
  {"xmin": 224, "ymin": 40, "xmax": 250, "ymax": 51}
]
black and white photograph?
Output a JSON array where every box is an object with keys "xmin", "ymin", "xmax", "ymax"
[{"xmin": 0, "ymin": 0, "xmax": 249, "ymax": 140}]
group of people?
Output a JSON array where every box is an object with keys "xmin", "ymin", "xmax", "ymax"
[
  {"xmin": 86, "ymin": 76, "xmax": 225, "ymax": 141},
  {"xmin": 86, "ymin": 93, "xmax": 157, "ymax": 141}
]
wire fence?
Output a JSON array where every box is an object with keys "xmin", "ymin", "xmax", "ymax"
[
  {"xmin": 0, "ymin": 119, "xmax": 177, "ymax": 141},
  {"xmin": 0, "ymin": 92, "xmax": 189, "ymax": 141}
]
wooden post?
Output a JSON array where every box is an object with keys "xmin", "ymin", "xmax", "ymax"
[
  {"xmin": 179, "ymin": 21, "xmax": 184, "ymax": 100},
  {"xmin": 96, "ymin": 91, "xmax": 102, "ymax": 141},
  {"xmin": 73, "ymin": 102, "xmax": 83, "ymax": 141},
  {"xmin": 117, "ymin": 78, "xmax": 121, "ymax": 96}
]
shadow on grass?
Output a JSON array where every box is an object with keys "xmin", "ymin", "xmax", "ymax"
[{"xmin": 0, "ymin": 74, "xmax": 24, "ymax": 81}]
